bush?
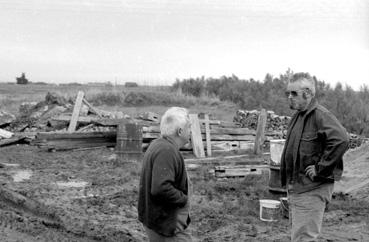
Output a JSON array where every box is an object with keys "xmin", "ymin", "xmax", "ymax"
[
  {"xmin": 88, "ymin": 92, "xmax": 124, "ymax": 106},
  {"xmin": 172, "ymin": 77, "xmax": 205, "ymax": 97},
  {"xmin": 123, "ymin": 91, "xmax": 190, "ymax": 106}
]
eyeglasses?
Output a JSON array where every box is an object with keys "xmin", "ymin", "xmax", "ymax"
[{"xmin": 285, "ymin": 90, "xmax": 302, "ymax": 97}]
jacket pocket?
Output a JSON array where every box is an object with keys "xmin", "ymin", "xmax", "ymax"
[{"xmin": 300, "ymin": 132, "xmax": 319, "ymax": 155}]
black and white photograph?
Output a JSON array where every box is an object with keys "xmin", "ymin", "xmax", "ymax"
[{"xmin": 0, "ymin": 0, "xmax": 368, "ymax": 241}]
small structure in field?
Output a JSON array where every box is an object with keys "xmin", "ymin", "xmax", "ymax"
[
  {"xmin": 124, "ymin": 82, "xmax": 138, "ymax": 87},
  {"xmin": 16, "ymin": 73, "xmax": 28, "ymax": 85}
]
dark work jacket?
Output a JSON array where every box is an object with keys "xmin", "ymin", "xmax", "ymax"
[
  {"xmin": 280, "ymin": 99, "xmax": 349, "ymax": 193},
  {"xmin": 138, "ymin": 136, "xmax": 189, "ymax": 236}
]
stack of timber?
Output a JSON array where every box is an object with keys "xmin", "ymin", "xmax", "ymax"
[
  {"xmin": 32, "ymin": 118, "xmax": 283, "ymax": 152},
  {"xmin": 234, "ymin": 109, "xmax": 290, "ymax": 135}
]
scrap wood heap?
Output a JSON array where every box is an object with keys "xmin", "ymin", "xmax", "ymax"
[{"xmin": 1, "ymin": 92, "xmax": 131, "ymax": 134}]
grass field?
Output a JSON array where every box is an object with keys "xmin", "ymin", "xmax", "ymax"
[{"xmin": 0, "ymin": 83, "xmax": 237, "ymax": 122}]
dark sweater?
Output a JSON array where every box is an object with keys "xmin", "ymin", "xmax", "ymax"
[{"xmin": 138, "ymin": 137, "xmax": 189, "ymax": 236}]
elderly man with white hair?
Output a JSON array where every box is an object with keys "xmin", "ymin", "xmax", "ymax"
[{"xmin": 138, "ymin": 107, "xmax": 193, "ymax": 241}]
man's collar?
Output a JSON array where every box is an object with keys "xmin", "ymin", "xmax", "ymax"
[
  {"xmin": 306, "ymin": 97, "xmax": 318, "ymax": 114},
  {"xmin": 162, "ymin": 135, "xmax": 180, "ymax": 150}
]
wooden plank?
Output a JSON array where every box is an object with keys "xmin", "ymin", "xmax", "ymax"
[
  {"xmin": 215, "ymin": 165, "xmax": 266, "ymax": 177},
  {"xmin": 0, "ymin": 128, "xmax": 14, "ymax": 138},
  {"xmin": 36, "ymin": 131, "xmax": 257, "ymax": 144},
  {"xmin": 189, "ymin": 114, "xmax": 205, "ymax": 158},
  {"xmin": 77, "ymin": 124, "xmax": 95, "ymax": 132},
  {"xmin": 142, "ymin": 132, "xmax": 255, "ymax": 141},
  {"xmin": 36, "ymin": 131, "xmax": 116, "ymax": 140},
  {"xmin": 204, "ymin": 114, "xmax": 212, "ymax": 157},
  {"xmin": 52, "ymin": 115, "xmax": 97, "ymax": 124},
  {"xmin": 82, "ymin": 98, "xmax": 103, "ymax": 118},
  {"xmin": 139, "ymin": 112, "xmax": 159, "ymax": 122},
  {"xmin": 254, "ymin": 109, "xmax": 267, "ymax": 155},
  {"xmin": 210, "ymin": 127, "xmax": 256, "ymax": 135},
  {"xmin": 210, "ymin": 141, "xmax": 254, "ymax": 151},
  {"xmin": 68, "ymin": 91, "xmax": 85, "ymax": 132},
  {"xmin": 215, "ymin": 165, "xmax": 268, "ymax": 170},
  {"xmin": 199, "ymin": 119, "xmax": 220, "ymax": 125},
  {"xmin": 93, "ymin": 118, "xmax": 124, "ymax": 126},
  {"xmin": 184, "ymin": 153, "xmax": 265, "ymax": 163},
  {"xmin": 0, "ymin": 136, "xmax": 26, "ymax": 147}
]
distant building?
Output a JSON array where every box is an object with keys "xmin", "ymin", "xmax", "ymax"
[
  {"xmin": 16, "ymin": 73, "xmax": 28, "ymax": 84},
  {"xmin": 125, "ymin": 82, "xmax": 139, "ymax": 87}
]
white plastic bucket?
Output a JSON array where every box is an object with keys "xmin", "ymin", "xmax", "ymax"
[
  {"xmin": 259, "ymin": 199, "xmax": 281, "ymax": 222},
  {"xmin": 270, "ymin": 139, "xmax": 285, "ymax": 166}
]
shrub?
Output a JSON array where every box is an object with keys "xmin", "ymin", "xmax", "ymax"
[
  {"xmin": 172, "ymin": 77, "xmax": 205, "ymax": 97},
  {"xmin": 88, "ymin": 92, "xmax": 124, "ymax": 106}
]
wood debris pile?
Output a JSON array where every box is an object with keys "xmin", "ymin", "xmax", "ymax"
[
  {"xmin": 233, "ymin": 110, "xmax": 290, "ymax": 135},
  {"xmin": 0, "ymin": 92, "xmax": 367, "ymax": 153}
]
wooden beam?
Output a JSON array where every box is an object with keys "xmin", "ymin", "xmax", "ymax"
[
  {"xmin": 211, "ymin": 141, "xmax": 254, "ymax": 151},
  {"xmin": 215, "ymin": 165, "xmax": 265, "ymax": 178},
  {"xmin": 0, "ymin": 128, "xmax": 13, "ymax": 138},
  {"xmin": 68, "ymin": 91, "xmax": 85, "ymax": 133},
  {"xmin": 254, "ymin": 108, "xmax": 267, "ymax": 155},
  {"xmin": 82, "ymin": 98, "xmax": 103, "ymax": 118},
  {"xmin": 0, "ymin": 136, "xmax": 26, "ymax": 147},
  {"xmin": 189, "ymin": 114, "xmax": 205, "ymax": 158},
  {"xmin": 199, "ymin": 119, "xmax": 220, "ymax": 125},
  {"xmin": 36, "ymin": 131, "xmax": 116, "ymax": 140},
  {"xmin": 53, "ymin": 115, "xmax": 97, "ymax": 123},
  {"xmin": 204, "ymin": 114, "xmax": 212, "ymax": 157},
  {"xmin": 77, "ymin": 124, "xmax": 95, "ymax": 132},
  {"xmin": 184, "ymin": 153, "xmax": 266, "ymax": 163}
]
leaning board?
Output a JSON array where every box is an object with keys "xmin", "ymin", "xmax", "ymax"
[{"xmin": 189, "ymin": 114, "xmax": 205, "ymax": 158}]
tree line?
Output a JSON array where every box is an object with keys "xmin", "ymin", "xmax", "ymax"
[{"xmin": 172, "ymin": 70, "xmax": 369, "ymax": 136}]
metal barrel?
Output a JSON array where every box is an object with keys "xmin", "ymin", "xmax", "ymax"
[
  {"xmin": 115, "ymin": 122, "xmax": 143, "ymax": 163},
  {"xmin": 268, "ymin": 165, "xmax": 287, "ymax": 193}
]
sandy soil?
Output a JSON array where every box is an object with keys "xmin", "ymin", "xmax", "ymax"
[{"xmin": 0, "ymin": 145, "xmax": 368, "ymax": 241}]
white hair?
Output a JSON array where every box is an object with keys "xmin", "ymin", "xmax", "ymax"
[
  {"xmin": 160, "ymin": 107, "xmax": 190, "ymax": 137},
  {"xmin": 289, "ymin": 72, "xmax": 316, "ymax": 96}
]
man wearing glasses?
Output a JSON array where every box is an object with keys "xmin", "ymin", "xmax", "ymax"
[{"xmin": 280, "ymin": 73, "xmax": 349, "ymax": 241}]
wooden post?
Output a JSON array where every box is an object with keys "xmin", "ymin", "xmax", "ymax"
[
  {"xmin": 254, "ymin": 109, "xmax": 267, "ymax": 155},
  {"xmin": 189, "ymin": 114, "xmax": 205, "ymax": 158},
  {"xmin": 68, "ymin": 91, "xmax": 84, "ymax": 133},
  {"xmin": 204, "ymin": 114, "xmax": 212, "ymax": 157}
]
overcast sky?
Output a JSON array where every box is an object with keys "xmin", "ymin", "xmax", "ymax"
[{"xmin": 0, "ymin": 0, "xmax": 368, "ymax": 90}]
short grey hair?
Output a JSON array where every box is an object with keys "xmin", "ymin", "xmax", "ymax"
[
  {"xmin": 289, "ymin": 72, "xmax": 316, "ymax": 96},
  {"xmin": 160, "ymin": 107, "xmax": 190, "ymax": 137}
]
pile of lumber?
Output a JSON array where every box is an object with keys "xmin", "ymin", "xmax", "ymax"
[
  {"xmin": 32, "ymin": 121, "xmax": 264, "ymax": 152},
  {"xmin": 233, "ymin": 110, "xmax": 290, "ymax": 134}
]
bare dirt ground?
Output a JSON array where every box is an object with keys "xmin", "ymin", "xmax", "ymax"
[{"xmin": 0, "ymin": 145, "xmax": 368, "ymax": 241}]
